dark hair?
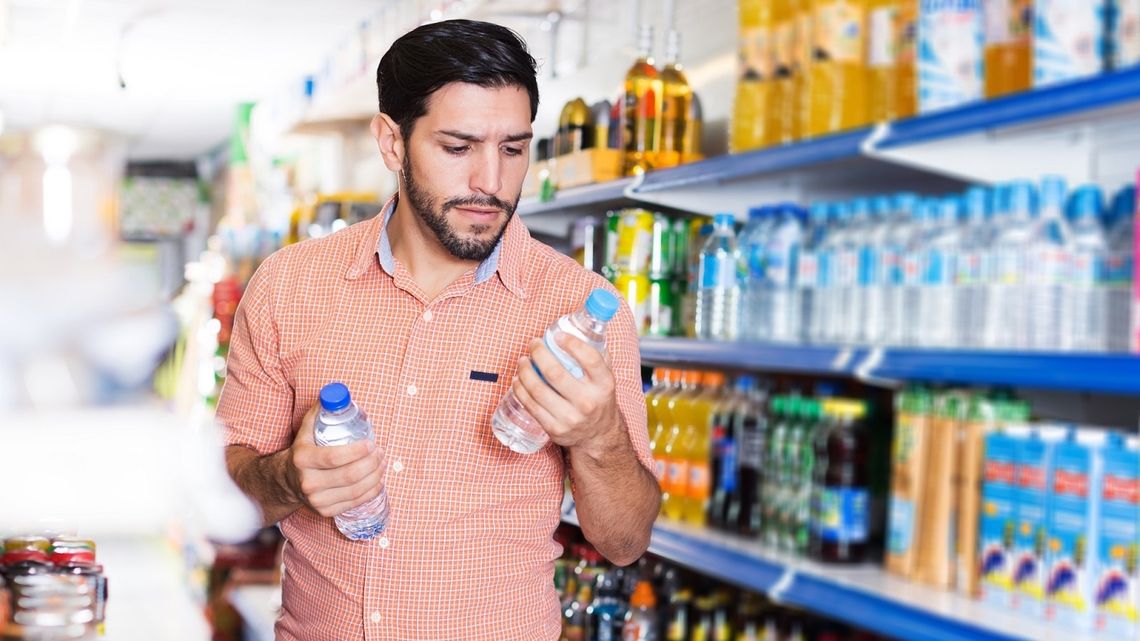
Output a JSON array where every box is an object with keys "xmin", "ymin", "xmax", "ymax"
[{"xmin": 376, "ymin": 19, "xmax": 540, "ymax": 137}]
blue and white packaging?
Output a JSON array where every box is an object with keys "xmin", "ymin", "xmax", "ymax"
[
  {"xmin": 1012, "ymin": 429, "xmax": 1059, "ymax": 616},
  {"xmin": 980, "ymin": 427, "xmax": 1024, "ymax": 607},
  {"xmin": 1094, "ymin": 435, "xmax": 1139, "ymax": 638},
  {"xmin": 1045, "ymin": 429, "xmax": 1106, "ymax": 631},
  {"xmin": 1112, "ymin": 0, "xmax": 1140, "ymax": 68},
  {"xmin": 1034, "ymin": 0, "xmax": 1108, "ymax": 86},
  {"xmin": 918, "ymin": 0, "xmax": 985, "ymax": 112}
]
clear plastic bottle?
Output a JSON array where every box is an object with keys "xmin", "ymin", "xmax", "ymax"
[
  {"xmin": 766, "ymin": 203, "xmax": 806, "ymax": 342},
  {"xmin": 314, "ymin": 382, "xmax": 389, "ymax": 541},
  {"xmin": 882, "ymin": 193, "xmax": 919, "ymax": 346},
  {"xmin": 985, "ymin": 181, "xmax": 1036, "ymax": 350},
  {"xmin": 858, "ymin": 197, "xmax": 891, "ymax": 344},
  {"xmin": 822, "ymin": 202, "xmax": 855, "ymax": 344},
  {"xmin": 696, "ymin": 213, "xmax": 743, "ymax": 340},
  {"xmin": 955, "ymin": 186, "xmax": 993, "ymax": 348},
  {"xmin": 900, "ymin": 199, "xmax": 936, "ymax": 347},
  {"xmin": 842, "ymin": 198, "xmax": 875, "ymax": 344},
  {"xmin": 1066, "ymin": 185, "xmax": 1109, "ymax": 352},
  {"xmin": 1027, "ymin": 176, "xmax": 1071, "ymax": 351},
  {"xmin": 492, "ymin": 289, "xmax": 620, "ymax": 453},
  {"xmin": 799, "ymin": 203, "xmax": 833, "ymax": 344},
  {"xmin": 1106, "ymin": 185, "xmax": 1136, "ymax": 352},
  {"xmin": 919, "ymin": 196, "xmax": 962, "ymax": 348},
  {"xmin": 740, "ymin": 206, "xmax": 777, "ymax": 340}
]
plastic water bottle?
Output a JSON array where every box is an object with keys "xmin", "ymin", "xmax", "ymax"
[
  {"xmin": 917, "ymin": 197, "xmax": 961, "ymax": 347},
  {"xmin": 1066, "ymin": 186, "xmax": 1109, "ymax": 352},
  {"xmin": 842, "ymin": 198, "xmax": 874, "ymax": 344},
  {"xmin": 955, "ymin": 187, "xmax": 992, "ymax": 348},
  {"xmin": 1106, "ymin": 185, "xmax": 1136, "ymax": 352},
  {"xmin": 739, "ymin": 207, "xmax": 776, "ymax": 340},
  {"xmin": 696, "ymin": 213, "xmax": 742, "ymax": 340},
  {"xmin": 859, "ymin": 196, "xmax": 893, "ymax": 344},
  {"xmin": 985, "ymin": 181, "xmax": 1036, "ymax": 350},
  {"xmin": 900, "ymin": 199, "xmax": 935, "ymax": 346},
  {"xmin": 821, "ymin": 203, "xmax": 854, "ymax": 344},
  {"xmin": 766, "ymin": 204, "xmax": 805, "ymax": 343},
  {"xmin": 801, "ymin": 203, "xmax": 833, "ymax": 344},
  {"xmin": 314, "ymin": 382, "xmax": 389, "ymax": 540},
  {"xmin": 492, "ymin": 288, "xmax": 620, "ymax": 453},
  {"xmin": 1027, "ymin": 176, "xmax": 1071, "ymax": 351},
  {"xmin": 882, "ymin": 193, "xmax": 919, "ymax": 346}
]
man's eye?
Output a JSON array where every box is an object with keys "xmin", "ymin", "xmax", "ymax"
[
  {"xmin": 502, "ymin": 147, "xmax": 524, "ymax": 157},
  {"xmin": 444, "ymin": 145, "xmax": 469, "ymax": 155}
]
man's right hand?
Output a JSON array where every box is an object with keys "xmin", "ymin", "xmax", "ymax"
[{"xmin": 286, "ymin": 405, "xmax": 386, "ymax": 518}]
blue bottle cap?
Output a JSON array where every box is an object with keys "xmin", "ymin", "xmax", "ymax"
[
  {"xmin": 964, "ymin": 186, "xmax": 990, "ymax": 220},
  {"xmin": 894, "ymin": 192, "xmax": 919, "ymax": 215},
  {"xmin": 939, "ymin": 196, "xmax": 961, "ymax": 221},
  {"xmin": 585, "ymin": 288, "xmax": 620, "ymax": 321},
  {"xmin": 320, "ymin": 382, "xmax": 352, "ymax": 412},
  {"xmin": 1040, "ymin": 175, "xmax": 1067, "ymax": 211},
  {"xmin": 809, "ymin": 202, "xmax": 831, "ymax": 223},
  {"xmin": 850, "ymin": 198, "xmax": 872, "ymax": 219},
  {"xmin": 714, "ymin": 212, "xmax": 735, "ymax": 227},
  {"xmin": 1008, "ymin": 180, "xmax": 1037, "ymax": 215},
  {"xmin": 735, "ymin": 374, "xmax": 757, "ymax": 391},
  {"xmin": 872, "ymin": 196, "xmax": 893, "ymax": 218},
  {"xmin": 748, "ymin": 206, "xmax": 766, "ymax": 221},
  {"xmin": 833, "ymin": 202, "xmax": 852, "ymax": 221},
  {"xmin": 1070, "ymin": 185, "xmax": 1105, "ymax": 221},
  {"xmin": 1112, "ymin": 185, "xmax": 1136, "ymax": 224}
]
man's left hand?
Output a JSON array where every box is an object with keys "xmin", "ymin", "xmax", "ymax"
[{"xmin": 511, "ymin": 333, "xmax": 624, "ymax": 455}]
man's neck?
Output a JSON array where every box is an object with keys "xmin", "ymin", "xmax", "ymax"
[{"xmin": 387, "ymin": 196, "xmax": 481, "ymax": 302}]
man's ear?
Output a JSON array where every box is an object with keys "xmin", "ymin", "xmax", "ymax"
[{"xmin": 371, "ymin": 113, "xmax": 404, "ymax": 173}]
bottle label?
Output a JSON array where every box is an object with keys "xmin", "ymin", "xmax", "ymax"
[
  {"xmin": 1118, "ymin": 0, "xmax": 1140, "ymax": 67},
  {"xmin": 1027, "ymin": 246, "xmax": 1069, "ymax": 285},
  {"xmin": 869, "ymin": 6, "xmax": 899, "ymax": 68},
  {"xmin": 797, "ymin": 252, "xmax": 819, "ymax": 287},
  {"xmin": 654, "ymin": 457, "xmax": 668, "ymax": 483},
  {"xmin": 1069, "ymin": 251, "xmax": 1104, "ymax": 285},
  {"xmin": 816, "ymin": 487, "xmax": 870, "ymax": 543},
  {"xmin": 665, "ymin": 459, "xmax": 690, "ymax": 495},
  {"xmin": 836, "ymin": 249, "xmax": 859, "ymax": 286},
  {"xmin": 984, "ymin": 0, "xmax": 1013, "ymax": 44},
  {"xmin": 688, "ymin": 462, "xmax": 711, "ymax": 499},
  {"xmin": 859, "ymin": 245, "xmax": 879, "ymax": 286},
  {"xmin": 542, "ymin": 326, "xmax": 586, "ymax": 380},
  {"xmin": 700, "ymin": 252, "xmax": 743, "ymax": 289},
  {"xmin": 746, "ymin": 240, "xmax": 767, "ymax": 282},
  {"xmin": 995, "ymin": 248, "xmax": 1023, "ymax": 285},
  {"xmin": 880, "ymin": 247, "xmax": 902, "ymax": 286},
  {"xmin": 816, "ymin": 2, "xmax": 866, "ymax": 64},
  {"xmin": 739, "ymin": 419, "xmax": 765, "ymax": 470},
  {"xmin": 1104, "ymin": 251, "xmax": 1133, "ymax": 286},
  {"xmin": 922, "ymin": 248, "xmax": 949, "ymax": 285},
  {"xmin": 766, "ymin": 242, "xmax": 797, "ymax": 286},
  {"xmin": 955, "ymin": 249, "xmax": 985, "ymax": 285},
  {"xmin": 719, "ymin": 437, "xmax": 739, "ymax": 492}
]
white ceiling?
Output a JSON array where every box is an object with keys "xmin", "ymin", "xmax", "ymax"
[{"xmin": 0, "ymin": 0, "xmax": 387, "ymax": 160}]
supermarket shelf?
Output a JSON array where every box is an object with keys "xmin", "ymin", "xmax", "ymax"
[
  {"xmin": 639, "ymin": 338, "xmax": 1140, "ymax": 394},
  {"xmin": 560, "ymin": 502, "xmax": 1085, "ymax": 641},
  {"xmin": 518, "ymin": 177, "xmax": 636, "ymax": 217}
]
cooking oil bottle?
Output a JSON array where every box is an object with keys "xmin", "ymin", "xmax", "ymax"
[
  {"xmin": 984, "ymin": 0, "xmax": 1033, "ymax": 97},
  {"xmin": 624, "ymin": 24, "xmax": 663, "ymax": 176},
  {"xmin": 662, "ymin": 370, "xmax": 702, "ymax": 518},
  {"xmin": 867, "ymin": 0, "xmax": 900, "ymax": 122},
  {"xmin": 658, "ymin": 29, "xmax": 692, "ymax": 170},
  {"xmin": 808, "ymin": 0, "xmax": 870, "ymax": 137},
  {"xmin": 794, "ymin": 0, "xmax": 814, "ymax": 139},
  {"xmin": 895, "ymin": 0, "xmax": 918, "ymax": 118},
  {"xmin": 769, "ymin": 0, "xmax": 799, "ymax": 144},
  {"xmin": 733, "ymin": 0, "xmax": 776, "ymax": 151},
  {"xmin": 681, "ymin": 372, "xmax": 726, "ymax": 525}
]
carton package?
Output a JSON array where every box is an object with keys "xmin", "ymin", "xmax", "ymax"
[
  {"xmin": 915, "ymin": 392, "xmax": 964, "ymax": 589},
  {"xmin": 1094, "ymin": 435, "xmax": 1140, "ymax": 638},
  {"xmin": 887, "ymin": 386, "xmax": 933, "ymax": 579},
  {"xmin": 1034, "ymin": 0, "xmax": 1108, "ymax": 87},
  {"xmin": 1012, "ymin": 430, "xmax": 1059, "ymax": 616},
  {"xmin": 979, "ymin": 428, "xmax": 1023, "ymax": 608},
  {"xmin": 956, "ymin": 395, "xmax": 996, "ymax": 598}
]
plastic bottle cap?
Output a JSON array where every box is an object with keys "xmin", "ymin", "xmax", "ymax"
[
  {"xmin": 703, "ymin": 371, "xmax": 726, "ymax": 387},
  {"xmin": 809, "ymin": 202, "xmax": 830, "ymax": 222},
  {"xmin": 713, "ymin": 212, "xmax": 735, "ymax": 227},
  {"xmin": 585, "ymin": 288, "xmax": 620, "ymax": 321},
  {"xmin": 319, "ymin": 382, "xmax": 352, "ymax": 412},
  {"xmin": 894, "ymin": 192, "xmax": 919, "ymax": 214},
  {"xmin": 682, "ymin": 370, "xmax": 702, "ymax": 386},
  {"xmin": 1008, "ymin": 180, "xmax": 1037, "ymax": 214},
  {"xmin": 939, "ymin": 196, "xmax": 960, "ymax": 221},
  {"xmin": 1041, "ymin": 175, "xmax": 1067, "ymax": 209},
  {"xmin": 630, "ymin": 580, "xmax": 657, "ymax": 608},
  {"xmin": 872, "ymin": 196, "xmax": 893, "ymax": 217},
  {"xmin": 851, "ymin": 198, "xmax": 872, "ymax": 218},
  {"xmin": 748, "ymin": 206, "xmax": 767, "ymax": 221},
  {"xmin": 1071, "ymin": 185, "xmax": 1105, "ymax": 220},
  {"xmin": 964, "ymin": 186, "xmax": 989, "ymax": 220}
]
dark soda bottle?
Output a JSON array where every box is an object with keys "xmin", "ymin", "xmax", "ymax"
[
  {"xmin": 810, "ymin": 399, "xmax": 870, "ymax": 564},
  {"xmin": 709, "ymin": 376, "xmax": 760, "ymax": 530},
  {"xmin": 762, "ymin": 396, "xmax": 792, "ymax": 546},
  {"xmin": 733, "ymin": 384, "xmax": 769, "ymax": 537}
]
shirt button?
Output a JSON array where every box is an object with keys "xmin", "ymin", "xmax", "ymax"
[
  {"xmin": 406, "ymin": 384, "xmax": 417, "ymax": 397},
  {"xmin": 392, "ymin": 460, "xmax": 404, "ymax": 473},
  {"xmin": 370, "ymin": 611, "xmax": 382, "ymax": 623},
  {"xmin": 379, "ymin": 536, "xmax": 390, "ymax": 549},
  {"xmin": 423, "ymin": 310, "xmax": 433, "ymax": 322}
]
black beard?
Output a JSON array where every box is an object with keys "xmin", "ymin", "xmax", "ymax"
[{"xmin": 401, "ymin": 153, "xmax": 519, "ymax": 262}]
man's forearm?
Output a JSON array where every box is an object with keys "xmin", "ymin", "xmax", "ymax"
[
  {"xmin": 225, "ymin": 445, "xmax": 303, "ymax": 526},
  {"xmin": 568, "ymin": 429, "xmax": 661, "ymax": 566}
]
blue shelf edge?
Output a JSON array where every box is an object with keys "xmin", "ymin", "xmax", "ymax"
[
  {"xmin": 518, "ymin": 178, "xmax": 635, "ymax": 216},
  {"xmin": 639, "ymin": 338, "xmax": 1140, "ymax": 395}
]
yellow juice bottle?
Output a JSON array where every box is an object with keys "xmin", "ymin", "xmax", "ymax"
[
  {"xmin": 649, "ymin": 369, "xmax": 680, "ymax": 485},
  {"xmin": 984, "ymin": 0, "xmax": 1033, "ymax": 97},
  {"xmin": 662, "ymin": 370, "xmax": 701, "ymax": 518},
  {"xmin": 733, "ymin": 0, "xmax": 776, "ymax": 151},
  {"xmin": 769, "ymin": 0, "xmax": 798, "ymax": 144},
  {"xmin": 624, "ymin": 24, "xmax": 663, "ymax": 176},
  {"xmin": 867, "ymin": 0, "xmax": 900, "ymax": 122},
  {"xmin": 682, "ymin": 372, "xmax": 726, "ymax": 525},
  {"xmin": 808, "ymin": 0, "xmax": 870, "ymax": 137},
  {"xmin": 794, "ymin": 0, "xmax": 814, "ymax": 139},
  {"xmin": 895, "ymin": 0, "xmax": 918, "ymax": 118},
  {"xmin": 646, "ymin": 368, "xmax": 667, "ymax": 441},
  {"xmin": 658, "ymin": 30, "xmax": 692, "ymax": 170}
]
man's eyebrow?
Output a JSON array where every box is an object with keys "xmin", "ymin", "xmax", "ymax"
[{"xmin": 437, "ymin": 130, "xmax": 533, "ymax": 144}]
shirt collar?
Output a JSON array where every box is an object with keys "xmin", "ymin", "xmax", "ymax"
[{"xmin": 345, "ymin": 194, "xmax": 528, "ymax": 300}]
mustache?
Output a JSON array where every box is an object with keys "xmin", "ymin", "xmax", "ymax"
[{"xmin": 442, "ymin": 194, "xmax": 516, "ymax": 216}]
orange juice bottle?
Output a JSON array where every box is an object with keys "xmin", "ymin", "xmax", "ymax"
[
  {"xmin": 733, "ymin": 0, "xmax": 776, "ymax": 151},
  {"xmin": 866, "ymin": 0, "xmax": 900, "ymax": 122},
  {"xmin": 645, "ymin": 367, "xmax": 668, "ymax": 438},
  {"xmin": 649, "ymin": 369, "xmax": 680, "ymax": 485},
  {"xmin": 983, "ymin": 0, "xmax": 1032, "ymax": 98},
  {"xmin": 894, "ymin": 0, "xmax": 918, "ymax": 118},
  {"xmin": 808, "ymin": 0, "xmax": 870, "ymax": 137},
  {"xmin": 662, "ymin": 370, "xmax": 701, "ymax": 518},
  {"xmin": 682, "ymin": 372, "xmax": 726, "ymax": 525},
  {"xmin": 769, "ymin": 0, "xmax": 799, "ymax": 144},
  {"xmin": 794, "ymin": 0, "xmax": 814, "ymax": 139}
]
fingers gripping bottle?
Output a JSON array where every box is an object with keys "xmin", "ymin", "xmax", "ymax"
[
  {"xmin": 492, "ymin": 288, "xmax": 621, "ymax": 454},
  {"xmin": 315, "ymin": 382, "xmax": 390, "ymax": 540}
]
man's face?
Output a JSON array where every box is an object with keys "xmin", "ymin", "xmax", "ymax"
[{"xmin": 401, "ymin": 82, "xmax": 532, "ymax": 262}]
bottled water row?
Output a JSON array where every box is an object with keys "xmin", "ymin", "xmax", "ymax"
[{"xmin": 693, "ymin": 177, "xmax": 1137, "ymax": 352}]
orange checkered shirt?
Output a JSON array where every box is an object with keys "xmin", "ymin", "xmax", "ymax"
[{"xmin": 217, "ymin": 198, "xmax": 653, "ymax": 641}]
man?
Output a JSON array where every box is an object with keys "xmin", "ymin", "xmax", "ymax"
[{"xmin": 219, "ymin": 19, "xmax": 660, "ymax": 641}]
